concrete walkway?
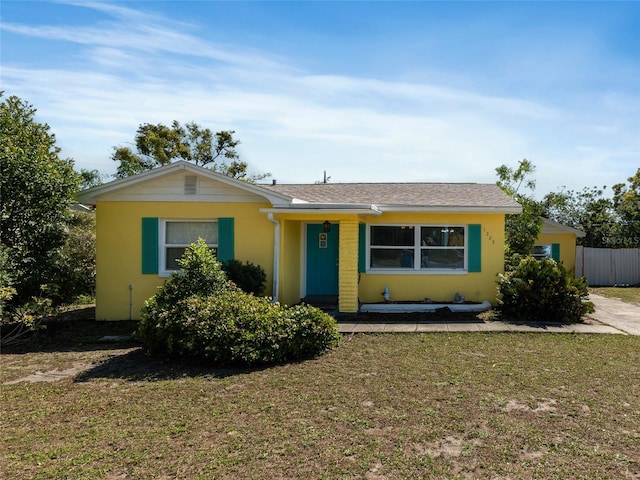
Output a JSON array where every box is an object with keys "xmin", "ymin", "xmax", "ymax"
[
  {"xmin": 587, "ymin": 293, "xmax": 640, "ymax": 335},
  {"xmin": 338, "ymin": 294, "xmax": 639, "ymax": 335}
]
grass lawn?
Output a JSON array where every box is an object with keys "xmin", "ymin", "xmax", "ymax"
[
  {"xmin": 2, "ymin": 324, "xmax": 639, "ymax": 479},
  {"xmin": 590, "ymin": 286, "xmax": 640, "ymax": 305}
]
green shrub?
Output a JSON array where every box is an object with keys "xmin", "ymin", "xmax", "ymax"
[
  {"xmin": 283, "ymin": 303, "xmax": 344, "ymax": 359},
  {"xmin": 50, "ymin": 211, "xmax": 96, "ymax": 304},
  {"xmin": 152, "ymin": 238, "xmax": 236, "ymax": 306},
  {"xmin": 0, "ymin": 245, "xmax": 15, "ymax": 319},
  {"xmin": 136, "ymin": 239, "xmax": 237, "ymax": 355},
  {"xmin": 136, "ymin": 239, "xmax": 341, "ymax": 365},
  {"xmin": 504, "ymin": 250, "xmax": 524, "ymax": 273},
  {"xmin": 222, "ymin": 259, "xmax": 267, "ymax": 295},
  {"xmin": 497, "ymin": 256, "xmax": 594, "ymax": 323}
]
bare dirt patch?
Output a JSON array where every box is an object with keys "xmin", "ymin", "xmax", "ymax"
[
  {"xmin": 413, "ymin": 435, "xmax": 481, "ymax": 458},
  {"xmin": 4, "ymin": 363, "xmax": 90, "ymax": 384},
  {"xmin": 503, "ymin": 398, "xmax": 558, "ymax": 413}
]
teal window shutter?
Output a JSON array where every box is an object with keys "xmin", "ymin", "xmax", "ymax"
[
  {"xmin": 467, "ymin": 224, "xmax": 481, "ymax": 272},
  {"xmin": 218, "ymin": 218, "xmax": 235, "ymax": 262},
  {"xmin": 358, "ymin": 224, "xmax": 366, "ymax": 273},
  {"xmin": 141, "ymin": 217, "xmax": 159, "ymax": 274},
  {"xmin": 551, "ymin": 243, "xmax": 560, "ymax": 261}
]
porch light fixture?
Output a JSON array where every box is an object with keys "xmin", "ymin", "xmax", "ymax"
[{"xmin": 323, "ymin": 221, "xmax": 331, "ymax": 233}]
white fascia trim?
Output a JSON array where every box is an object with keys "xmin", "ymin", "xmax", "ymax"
[
  {"xmin": 541, "ymin": 218, "xmax": 586, "ymax": 237},
  {"xmin": 376, "ymin": 205, "xmax": 523, "ymax": 214},
  {"xmin": 261, "ymin": 204, "xmax": 382, "ymax": 215},
  {"xmin": 77, "ymin": 164, "xmax": 179, "ymax": 204}
]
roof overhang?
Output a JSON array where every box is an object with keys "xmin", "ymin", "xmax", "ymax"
[
  {"xmin": 541, "ymin": 218, "xmax": 586, "ymax": 237},
  {"xmin": 261, "ymin": 203, "xmax": 382, "ymax": 216},
  {"xmin": 376, "ymin": 205, "xmax": 523, "ymax": 214}
]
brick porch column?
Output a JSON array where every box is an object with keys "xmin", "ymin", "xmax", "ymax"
[{"xmin": 338, "ymin": 219, "xmax": 359, "ymax": 313}]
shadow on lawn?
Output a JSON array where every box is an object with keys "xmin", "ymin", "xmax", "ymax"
[
  {"xmin": 485, "ymin": 309, "xmax": 588, "ymax": 329},
  {"xmin": 73, "ymin": 347, "xmax": 267, "ymax": 383},
  {"xmin": 1, "ymin": 319, "xmax": 140, "ymax": 355},
  {"xmin": 3, "ymin": 315, "xmax": 303, "ymax": 383},
  {"xmin": 504, "ymin": 320, "xmax": 586, "ymax": 330}
]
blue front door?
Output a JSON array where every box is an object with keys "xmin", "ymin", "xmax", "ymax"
[{"xmin": 306, "ymin": 223, "xmax": 339, "ymax": 296}]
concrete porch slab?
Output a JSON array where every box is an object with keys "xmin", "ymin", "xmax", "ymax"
[{"xmin": 360, "ymin": 300, "xmax": 492, "ymax": 314}]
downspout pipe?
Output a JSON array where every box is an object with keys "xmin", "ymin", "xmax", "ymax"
[
  {"xmin": 267, "ymin": 213, "xmax": 280, "ymax": 303},
  {"xmin": 129, "ymin": 284, "xmax": 133, "ymax": 321}
]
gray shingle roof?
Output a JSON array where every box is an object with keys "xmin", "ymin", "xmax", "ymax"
[{"xmin": 260, "ymin": 182, "xmax": 520, "ymax": 209}]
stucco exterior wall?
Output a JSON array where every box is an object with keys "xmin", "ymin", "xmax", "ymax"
[
  {"xmin": 96, "ymin": 201, "xmax": 509, "ymax": 318},
  {"xmin": 95, "ymin": 201, "xmax": 274, "ymax": 320},
  {"xmin": 536, "ymin": 232, "xmax": 578, "ymax": 273},
  {"xmin": 279, "ymin": 219, "xmax": 302, "ymax": 307},
  {"xmin": 357, "ymin": 212, "xmax": 506, "ymax": 304}
]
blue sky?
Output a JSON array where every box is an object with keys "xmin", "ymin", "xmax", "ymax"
[{"xmin": 2, "ymin": 1, "xmax": 639, "ymax": 196}]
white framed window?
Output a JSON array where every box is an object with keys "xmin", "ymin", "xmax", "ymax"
[
  {"xmin": 368, "ymin": 224, "xmax": 466, "ymax": 272},
  {"xmin": 160, "ymin": 220, "xmax": 218, "ymax": 274}
]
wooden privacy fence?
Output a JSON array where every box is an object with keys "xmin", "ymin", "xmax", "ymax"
[{"xmin": 575, "ymin": 246, "xmax": 640, "ymax": 286}]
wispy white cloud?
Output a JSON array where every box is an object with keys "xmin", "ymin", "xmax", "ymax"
[
  {"xmin": 2, "ymin": 1, "xmax": 637, "ymax": 195},
  {"xmin": 295, "ymin": 75, "xmax": 559, "ymax": 120},
  {"xmin": 1, "ymin": 2, "xmax": 287, "ymax": 71}
]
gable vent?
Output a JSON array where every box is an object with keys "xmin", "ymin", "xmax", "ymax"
[{"xmin": 184, "ymin": 175, "xmax": 198, "ymax": 195}]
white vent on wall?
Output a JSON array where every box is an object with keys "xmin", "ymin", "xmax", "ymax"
[{"xmin": 184, "ymin": 175, "xmax": 197, "ymax": 195}]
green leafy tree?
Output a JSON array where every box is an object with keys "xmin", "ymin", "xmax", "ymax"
[
  {"xmin": 0, "ymin": 246, "xmax": 16, "ymax": 319},
  {"xmin": 541, "ymin": 169, "xmax": 640, "ymax": 249},
  {"xmin": 113, "ymin": 121, "xmax": 269, "ymax": 181},
  {"xmin": 541, "ymin": 188, "xmax": 585, "ymax": 229},
  {"xmin": 51, "ymin": 211, "xmax": 96, "ymax": 304},
  {"xmin": 79, "ymin": 168, "xmax": 105, "ymax": 190},
  {"xmin": 0, "ymin": 94, "xmax": 80, "ymax": 303},
  {"xmin": 495, "ymin": 159, "xmax": 537, "ymax": 195},
  {"xmin": 542, "ymin": 186, "xmax": 619, "ymax": 247},
  {"xmin": 495, "ymin": 159, "xmax": 544, "ymax": 263},
  {"xmin": 612, "ymin": 168, "xmax": 640, "ymax": 246}
]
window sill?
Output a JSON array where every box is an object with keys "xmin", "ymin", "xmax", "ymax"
[{"xmin": 365, "ymin": 269, "xmax": 468, "ymax": 275}]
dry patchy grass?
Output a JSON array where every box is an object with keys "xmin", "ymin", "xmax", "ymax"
[{"xmin": 2, "ymin": 329, "xmax": 639, "ymax": 479}]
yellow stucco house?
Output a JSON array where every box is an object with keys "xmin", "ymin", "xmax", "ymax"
[
  {"xmin": 78, "ymin": 161, "xmax": 523, "ymax": 320},
  {"xmin": 534, "ymin": 218, "xmax": 585, "ymax": 273}
]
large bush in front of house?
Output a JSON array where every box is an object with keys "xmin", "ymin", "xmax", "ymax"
[
  {"xmin": 136, "ymin": 239, "xmax": 341, "ymax": 365},
  {"xmin": 221, "ymin": 259, "xmax": 267, "ymax": 295},
  {"xmin": 497, "ymin": 256, "xmax": 594, "ymax": 323}
]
